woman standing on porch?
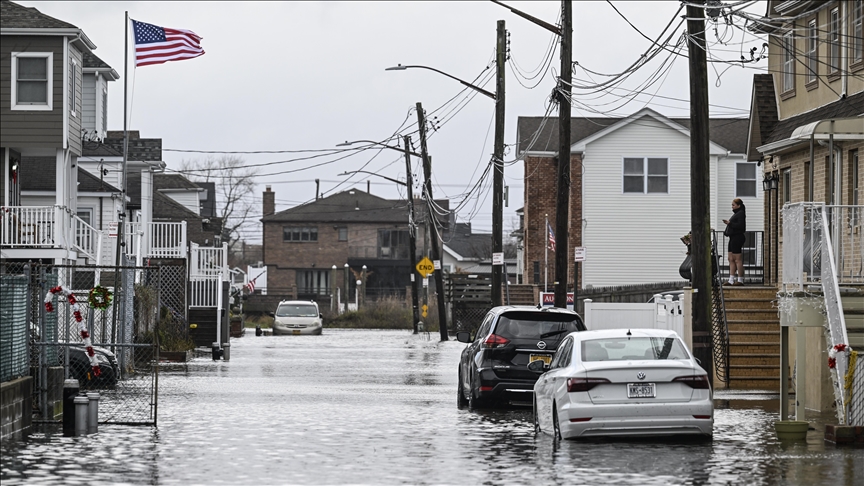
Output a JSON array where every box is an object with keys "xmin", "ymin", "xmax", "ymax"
[{"xmin": 723, "ymin": 198, "xmax": 746, "ymax": 286}]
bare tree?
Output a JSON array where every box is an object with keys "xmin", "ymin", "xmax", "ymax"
[{"xmin": 180, "ymin": 155, "xmax": 257, "ymax": 249}]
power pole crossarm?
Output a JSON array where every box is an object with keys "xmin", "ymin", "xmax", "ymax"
[{"xmin": 489, "ymin": 0, "xmax": 561, "ymax": 36}]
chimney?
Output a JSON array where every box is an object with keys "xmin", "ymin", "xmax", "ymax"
[{"xmin": 263, "ymin": 186, "xmax": 275, "ymax": 217}]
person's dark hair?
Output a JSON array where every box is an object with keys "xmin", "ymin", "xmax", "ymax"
[{"xmin": 732, "ymin": 198, "xmax": 745, "ymax": 208}]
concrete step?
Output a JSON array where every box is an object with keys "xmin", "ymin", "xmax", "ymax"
[
  {"xmin": 729, "ymin": 342, "xmax": 780, "ymax": 354},
  {"xmin": 728, "ymin": 331, "xmax": 780, "ymax": 342},
  {"xmin": 728, "ymin": 353, "xmax": 780, "ymax": 367},
  {"xmin": 728, "ymin": 323, "xmax": 780, "ymax": 334},
  {"xmin": 728, "ymin": 377, "xmax": 780, "ymax": 390}
]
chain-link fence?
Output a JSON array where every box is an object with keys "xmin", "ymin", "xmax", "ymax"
[
  {"xmin": 0, "ymin": 261, "xmax": 187, "ymax": 426},
  {"xmin": 846, "ymin": 350, "xmax": 863, "ymax": 426}
]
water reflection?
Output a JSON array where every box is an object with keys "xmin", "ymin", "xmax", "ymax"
[{"xmin": 2, "ymin": 330, "xmax": 861, "ymax": 485}]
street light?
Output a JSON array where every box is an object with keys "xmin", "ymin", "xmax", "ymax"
[
  {"xmin": 385, "ymin": 64, "xmax": 496, "ymax": 100},
  {"xmin": 336, "ymin": 138, "xmax": 423, "ymax": 334},
  {"xmin": 387, "ymin": 39, "xmax": 507, "ymax": 308},
  {"xmin": 336, "ymin": 139, "xmax": 421, "ymax": 158}
]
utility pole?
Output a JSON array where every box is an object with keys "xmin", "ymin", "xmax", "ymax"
[
  {"xmin": 404, "ymin": 135, "xmax": 421, "ymax": 334},
  {"xmin": 416, "ymin": 102, "xmax": 449, "ymax": 341},
  {"xmin": 553, "ymin": 0, "xmax": 572, "ymax": 309},
  {"xmin": 492, "ymin": 19, "xmax": 506, "ymax": 307},
  {"xmin": 687, "ymin": 2, "xmax": 713, "ymax": 378}
]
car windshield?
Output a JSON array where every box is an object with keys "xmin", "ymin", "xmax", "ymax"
[
  {"xmin": 494, "ymin": 312, "xmax": 584, "ymax": 340},
  {"xmin": 581, "ymin": 337, "xmax": 690, "ymax": 361},
  {"xmin": 276, "ymin": 304, "xmax": 318, "ymax": 317}
]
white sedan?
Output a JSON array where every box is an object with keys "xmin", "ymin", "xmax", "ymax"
[{"xmin": 531, "ymin": 328, "xmax": 713, "ymax": 440}]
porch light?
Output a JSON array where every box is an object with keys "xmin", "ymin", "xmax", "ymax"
[{"xmin": 762, "ymin": 173, "xmax": 779, "ymax": 192}]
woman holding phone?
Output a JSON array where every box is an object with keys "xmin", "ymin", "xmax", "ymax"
[{"xmin": 723, "ymin": 198, "xmax": 746, "ymax": 286}]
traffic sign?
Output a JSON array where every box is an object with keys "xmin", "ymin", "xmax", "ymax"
[
  {"xmin": 421, "ymin": 304, "xmax": 428, "ymax": 318},
  {"xmin": 416, "ymin": 257, "xmax": 435, "ymax": 278},
  {"xmin": 574, "ymin": 247, "xmax": 586, "ymax": 262}
]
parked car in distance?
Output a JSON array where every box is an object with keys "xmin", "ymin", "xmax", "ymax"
[
  {"xmin": 271, "ymin": 300, "xmax": 323, "ymax": 335},
  {"xmin": 456, "ymin": 306, "xmax": 586, "ymax": 409},
  {"xmin": 647, "ymin": 290, "xmax": 685, "ymax": 303},
  {"xmin": 531, "ymin": 328, "xmax": 713, "ymax": 440},
  {"xmin": 66, "ymin": 345, "xmax": 119, "ymax": 390}
]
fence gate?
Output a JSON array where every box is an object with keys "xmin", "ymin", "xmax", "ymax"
[
  {"xmin": 448, "ymin": 274, "xmax": 493, "ymax": 335},
  {"xmin": 2, "ymin": 262, "xmax": 186, "ymax": 426}
]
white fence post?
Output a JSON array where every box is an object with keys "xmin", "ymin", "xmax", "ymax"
[{"xmin": 584, "ymin": 299, "xmax": 593, "ymax": 329}]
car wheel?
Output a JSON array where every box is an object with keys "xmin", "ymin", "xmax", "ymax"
[
  {"xmin": 457, "ymin": 367, "xmax": 469, "ymax": 408},
  {"xmin": 468, "ymin": 379, "xmax": 486, "ymax": 410},
  {"xmin": 552, "ymin": 403, "xmax": 562, "ymax": 440},
  {"xmin": 533, "ymin": 398, "xmax": 541, "ymax": 435}
]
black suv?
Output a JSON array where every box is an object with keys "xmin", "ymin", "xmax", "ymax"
[{"xmin": 456, "ymin": 306, "xmax": 585, "ymax": 409}]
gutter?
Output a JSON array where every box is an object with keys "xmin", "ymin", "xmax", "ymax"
[{"xmin": 1, "ymin": 27, "xmax": 96, "ymax": 51}]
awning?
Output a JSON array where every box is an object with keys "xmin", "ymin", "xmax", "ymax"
[{"xmin": 790, "ymin": 116, "xmax": 864, "ymax": 141}]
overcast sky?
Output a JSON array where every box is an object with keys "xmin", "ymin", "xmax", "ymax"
[{"xmin": 20, "ymin": 1, "xmax": 767, "ymax": 243}]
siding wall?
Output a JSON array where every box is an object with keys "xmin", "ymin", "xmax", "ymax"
[
  {"xmin": 581, "ymin": 117, "xmax": 696, "ymax": 286},
  {"xmin": 67, "ymin": 46, "xmax": 82, "ymax": 157},
  {"xmin": 715, "ymin": 155, "xmax": 765, "ymax": 232},
  {"xmin": 161, "ymin": 192, "xmax": 200, "ymax": 215},
  {"xmin": 82, "ymin": 74, "xmax": 96, "ymax": 132},
  {"xmin": 0, "ymin": 36, "xmax": 65, "ymax": 149}
]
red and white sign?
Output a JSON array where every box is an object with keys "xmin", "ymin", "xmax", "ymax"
[
  {"xmin": 574, "ymin": 247, "xmax": 586, "ymax": 262},
  {"xmin": 108, "ymin": 222, "xmax": 118, "ymax": 238},
  {"xmin": 540, "ymin": 292, "xmax": 574, "ymax": 310}
]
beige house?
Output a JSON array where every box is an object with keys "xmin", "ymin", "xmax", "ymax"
[{"xmin": 748, "ymin": 0, "xmax": 863, "ymax": 419}]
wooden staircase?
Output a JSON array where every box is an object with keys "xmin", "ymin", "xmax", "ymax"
[
  {"xmin": 722, "ymin": 286, "xmax": 781, "ymax": 390},
  {"xmin": 503, "ymin": 284, "xmax": 537, "ymax": 306}
]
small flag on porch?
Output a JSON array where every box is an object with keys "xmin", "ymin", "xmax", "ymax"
[
  {"xmin": 132, "ymin": 19, "xmax": 205, "ymax": 67},
  {"xmin": 245, "ymin": 276, "xmax": 257, "ymax": 293},
  {"xmin": 547, "ymin": 222, "xmax": 556, "ymax": 253}
]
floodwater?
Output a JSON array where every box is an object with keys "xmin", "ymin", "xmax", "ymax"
[{"xmin": 1, "ymin": 329, "xmax": 861, "ymax": 485}]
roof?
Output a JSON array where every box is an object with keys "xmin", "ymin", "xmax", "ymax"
[
  {"xmin": 444, "ymin": 223, "xmax": 492, "ymax": 261},
  {"xmin": 19, "ymin": 157, "xmax": 120, "ymax": 193},
  {"xmin": 0, "ymin": 0, "xmax": 78, "ymax": 29},
  {"xmin": 456, "ymin": 261, "xmax": 518, "ymax": 275},
  {"xmin": 746, "ymin": 74, "xmax": 778, "ymax": 160},
  {"xmin": 762, "ymin": 92, "xmax": 864, "ymax": 146},
  {"xmin": 83, "ymin": 52, "xmax": 119, "ymax": 80},
  {"xmin": 517, "ymin": 114, "xmax": 750, "ymax": 155},
  {"xmin": 154, "ymin": 173, "xmax": 201, "ymax": 191},
  {"xmin": 262, "ymin": 188, "xmax": 449, "ymax": 225},
  {"xmin": 153, "ymin": 191, "xmax": 199, "ymax": 220},
  {"xmin": 81, "ymin": 132, "xmax": 163, "ymax": 162}
]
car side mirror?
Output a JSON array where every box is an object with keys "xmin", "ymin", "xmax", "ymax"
[
  {"xmin": 268, "ymin": 312, "xmax": 275, "ymax": 318},
  {"xmin": 527, "ymin": 360, "xmax": 547, "ymax": 373},
  {"xmin": 455, "ymin": 331, "xmax": 471, "ymax": 343},
  {"xmin": 319, "ymin": 313, "xmax": 323, "ymax": 318}
]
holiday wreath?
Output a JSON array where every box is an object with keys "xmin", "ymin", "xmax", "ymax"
[{"xmin": 88, "ymin": 285, "xmax": 113, "ymax": 310}]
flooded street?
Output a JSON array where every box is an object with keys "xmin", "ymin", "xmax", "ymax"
[{"xmin": 2, "ymin": 329, "xmax": 861, "ymax": 485}]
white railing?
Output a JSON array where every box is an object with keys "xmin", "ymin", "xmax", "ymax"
[
  {"xmin": 189, "ymin": 242, "xmax": 228, "ymax": 308},
  {"xmin": 583, "ymin": 296, "xmax": 683, "ymax": 337},
  {"xmin": 72, "ymin": 215, "xmax": 102, "ymax": 262},
  {"xmin": 150, "ymin": 221, "xmax": 186, "ymax": 259},
  {"xmin": 783, "ymin": 203, "xmax": 864, "ymax": 289},
  {"xmin": 190, "ymin": 278, "xmax": 220, "ymax": 307},
  {"xmin": 1, "ymin": 206, "xmax": 59, "ymax": 247}
]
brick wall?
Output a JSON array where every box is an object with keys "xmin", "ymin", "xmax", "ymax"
[{"xmin": 523, "ymin": 153, "xmax": 583, "ymax": 288}]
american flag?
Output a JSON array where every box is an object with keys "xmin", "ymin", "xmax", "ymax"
[
  {"xmin": 132, "ymin": 19, "xmax": 205, "ymax": 67},
  {"xmin": 547, "ymin": 222, "xmax": 556, "ymax": 253},
  {"xmin": 245, "ymin": 274, "xmax": 259, "ymax": 293}
]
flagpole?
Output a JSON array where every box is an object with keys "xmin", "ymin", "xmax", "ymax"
[{"xmin": 544, "ymin": 213, "xmax": 548, "ymax": 293}]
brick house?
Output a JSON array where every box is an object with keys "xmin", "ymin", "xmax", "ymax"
[
  {"xmin": 517, "ymin": 109, "xmax": 752, "ymax": 288},
  {"xmin": 261, "ymin": 186, "xmax": 449, "ymax": 301}
]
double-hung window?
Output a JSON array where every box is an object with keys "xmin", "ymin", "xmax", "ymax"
[
  {"xmin": 853, "ymin": 1, "xmax": 864, "ymax": 67},
  {"xmin": 11, "ymin": 52, "xmax": 53, "ymax": 111},
  {"xmin": 69, "ymin": 58, "xmax": 78, "ymax": 116},
  {"xmin": 736, "ymin": 163, "xmax": 757, "ymax": 198},
  {"xmin": 623, "ymin": 157, "xmax": 668, "ymax": 194},
  {"xmin": 829, "ymin": 8, "xmax": 840, "ymax": 75},
  {"xmin": 782, "ymin": 32, "xmax": 795, "ymax": 93},
  {"xmin": 806, "ymin": 20, "xmax": 818, "ymax": 86}
]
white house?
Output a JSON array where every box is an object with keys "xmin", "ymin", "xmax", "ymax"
[{"xmin": 518, "ymin": 108, "xmax": 762, "ymax": 288}]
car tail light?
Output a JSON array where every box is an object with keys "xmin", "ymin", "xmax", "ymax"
[
  {"xmin": 567, "ymin": 377, "xmax": 610, "ymax": 392},
  {"xmin": 481, "ymin": 334, "xmax": 510, "ymax": 349},
  {"xmin": 673, "ymin": 375, "xmax": 710, "ymax": 389},
  {"xmin": 479, "ymin": 386, "xmax": 494, "ymax": 392}
]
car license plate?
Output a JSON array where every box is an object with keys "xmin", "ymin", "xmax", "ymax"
[
  {"xmin": 529, "ymin": 354, "xmax": 552, "ymax": 365},
  {"xmin": 293, "ymin": 330, "xmax": 301, "ymax": 335},
  {"xmin": 627, "ymin": 383, "xmax": 656, "ymax": 398}
]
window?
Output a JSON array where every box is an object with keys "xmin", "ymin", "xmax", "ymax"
[
  {"xmin": 581, "ymin": 337, "xmax": 690, "ymax": 362},
  {"xmin": 68, "ymin": 58, "xmax": 77, "ymax": 116},
  {"xmin": 782, "ymin": 32, "xmax": 795, "ymax": 93},
  {"xmin": 378, "ymin": 229, "xmax": 409, "ymax": 259},
  {"xmin": 782, "ymin": 169, "xmax": 792, "ymax": 205},
  {"xmin": 76, "ymin": 209, "xmax": 92, "ymax": 225},
  {"xmin": 623, "ymin": 157, "xmax": 668, "ymax": 194},
  {"xmin": 854, "ymin": 1, "xmax": 864, "ymax": 66},
  {"xmin": 282, "ymin": 226, "xmax": 318, "ymax": 242},
  {"xmin": 806, "ymin": 20, "xmax": 818, "ymax": 85},
  {"xmin": 736, "ymin": 163, "xmax": 757, "ymax": 198},
  {"xmin": 101, "ymin": 88, "xmax": 108, "ymax": 133},
  {"xmin": 853, "ymin": 151, "xmax": 860, "ymax": 206},
  {"xmin": 11, "ymin": 52, "xmax": 53, "ymax": 110},
  {"xmin": 829, "ymin": 8, "xmax": 840, "ymax": 74},
  {"xmin": 338, "ymin": 227, "xmax": 348, "ymax": 242},
  {"xmin": 805, "ymin": 161, "xmax": 813, "ymax": 201},
  {"xmin": 826, "ymin": 153, "xmax": 839, "ymax": 204},
  {"xmin": 550, "ymin": 338, "xmax": 572, "ymax": 369},
  {"xmin": 296, "ymin": 271, "xmax": 329, "ymax": 296}
]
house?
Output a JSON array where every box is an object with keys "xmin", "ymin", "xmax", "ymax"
[
  {"xmin": 442, "ymin": 222, "xmax": 517, "ymax": 282},
  {"xmin": 260, "ymin": 185, "xmax": 450, "ymax": 302},
  {"xmin": 153, "ymin": 173, "xmax": 224, "ymax": 248},
  {"xmin": 1, "ymin": 0, "xmax": 102, "ymax": 265},
  {"xmin": 517, "ymin": 108, "xmax": 755, "ymax": 288},
  {"xmin": 746, "ymin": 0, "xmax": 863, "ymax": 413}
]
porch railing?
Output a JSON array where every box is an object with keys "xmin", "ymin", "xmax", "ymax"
[
  {"xmin": 72, "ymin": 214, "xmax": 102, "ymax": 262},
  {"xmin": 1, "ymin": 206, "xmax": 59, "ymax": 247},
  {"xmin": 150, "ymin": 222, "xmax": 186, "ymax": 259},
  {"xmin": 712, "ymin": 230, "xmax": 765, "ymax": 284}
]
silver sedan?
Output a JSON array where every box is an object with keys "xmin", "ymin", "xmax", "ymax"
[{"xmin": 531, "ymin": 328, "xmax": 713, "ymax": 440}]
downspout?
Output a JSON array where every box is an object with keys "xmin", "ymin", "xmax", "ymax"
[{"xmin": 841, "ymin": 0, "xmax": 848, "ymax": 98}]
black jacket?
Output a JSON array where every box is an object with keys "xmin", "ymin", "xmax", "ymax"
[{"xmin": 725, "ymin": 206, "xmax": 746, "ymax": 237}]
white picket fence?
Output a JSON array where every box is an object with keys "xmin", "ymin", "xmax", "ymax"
[{"xmin": 583, "ymin": 295, "xmax": 684, "ymax": 338}]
